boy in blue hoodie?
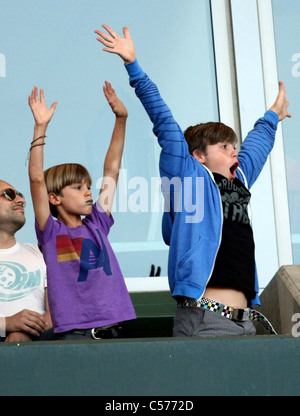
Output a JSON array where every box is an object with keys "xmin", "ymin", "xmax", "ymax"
[{"xmin": 95, "ymin": 25, "xmax": 291, "ymax": 337}]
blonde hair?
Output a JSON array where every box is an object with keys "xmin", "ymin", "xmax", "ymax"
[{"xmin": 44, "ymin": 163, "xmax": 92, "ymax": 218}]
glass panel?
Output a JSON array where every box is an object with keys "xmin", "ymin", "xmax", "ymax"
[
  {"xmin": 272, "ymin": 0, "xmax": 300, "ymax": 264},
  {"xmin": 0, "ymin": 0, "xmax": 218, "ymax": 278}
]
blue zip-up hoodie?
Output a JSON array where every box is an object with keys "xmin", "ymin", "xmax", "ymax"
[{"xmin": 125, "ymin": 60, "xmax": 279, "ymax": 307}]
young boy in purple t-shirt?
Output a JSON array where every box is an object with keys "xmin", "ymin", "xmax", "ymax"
[{"xmin": 28, "ymin": 82, "xmax": 136, "ymax": 340}]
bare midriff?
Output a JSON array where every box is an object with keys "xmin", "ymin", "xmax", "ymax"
[{"xmin": 204, "ymin": 287, "xmax": 248, "ymax": 309}]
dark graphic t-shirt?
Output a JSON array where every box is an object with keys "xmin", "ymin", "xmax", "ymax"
[{"xmin": 208, "ymin": 173, "xmax": 256, "ymax": 302}]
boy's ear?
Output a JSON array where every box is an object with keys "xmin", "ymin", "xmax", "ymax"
[
  {"xmin": 192, "ymin": 150, "xmax": 206, "ymax": 164},
  {"xmin": 48, "ymin": 192, "xmax": 61, "ymax": 207}
]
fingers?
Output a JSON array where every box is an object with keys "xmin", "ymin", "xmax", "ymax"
[
  {"xmin": 101, "ymin": 24, "xmax": 117, "ymax": 39},
  {"xmin": 95, "ymin": 36, "xmax": 115, "ymax": 54},
  {"xmin": 28, "ymin": 86, "xmax": 42, "ymax": 106},
  {"xmin": 95, "ymin": 32, "xmax": 113, "ymax": 46},
  {"xmin": 99, "ymin": 24, "xmax": 131, "ymax": 40},
  {"xmin": 95, "ymin": 25, "xmax": 131, "ymax": 44},
  {"xmin": 103, "ymin": 81, "xmax": 114, "ymax": 95},
  {"xmin": 20, "ymin": 310, "xmax": 47, "ymax": 336},
  {"xmin": 103, "ymin": 81, "xmax": 119, "ymax": 106},
  {"xmin": 22, "ymin": 310, "xmax": 47, "ymax": 337},
  {"xmin": 103, "ymin": 81, "xmax": 115, "ymax": 105},
  {"xmin": 103, "ymin": 81, "xmax": 128, "ymax": 118},
  {"xmin": 269, "ymin": 80, "xmax": 292, "ymax": 121},
  {"xmin": 278, "ymin": 81, "xmax": 292, "ymax": 118},
  {"xmin": 28, "ymin": 86, "xmax": 57, "ymax": 125},
  {"xmin": 50, "ymin": 101, "xmax": 58, "ymax": 112},
  {"xmin": 13, "ymin": 309, "xmax": 47, "ymax": 337},
  {"xmin": 95, "ymin": 29, "xmax": 113, "ymax": 42},
  {"xmin": 28, "ymin": 86, "xmax": 38, "ymax": 105},
  {"xmin": 40, "ymin": 88, "xmax": 45, "ymax": 103},
  {"xmin": 95, "ymin": 25, "xmax": 116, "ymax": 50},
  {"xmin": 123, "ymin": 27, "xmax": 131, "ymax": 39},
  {"xmin": 29, "ymin": 87, "xmax": 46, "ymax": 103},
  {"xmin": 5, "ymin": 332, "xmax": 33, "ymax": 343}
]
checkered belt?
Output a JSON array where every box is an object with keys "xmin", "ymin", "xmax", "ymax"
[{"xmin": 178, "ymin": 297, "xmax": 277, "ymax": 335}]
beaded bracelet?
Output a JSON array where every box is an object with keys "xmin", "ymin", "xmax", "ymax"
[
  {"xmin": 29, "ymin": 142, "xmax": 46, "ymax": 152},
  {"xmin": 31, "ymin": 135, "xmax": 46, "ymax": 145},
  {"xmin": 25, "ymin": 136, "xmax": 47, "ymax": 166}
]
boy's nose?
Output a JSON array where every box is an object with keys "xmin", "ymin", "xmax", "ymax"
[{"xmin": 232, "ymin": 149, "xmax": 238, "ymax": 158}]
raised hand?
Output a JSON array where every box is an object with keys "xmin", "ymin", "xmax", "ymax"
[
  {"xmin": 103, "ymin": 81, "xmax": 128, "ymax": 119},
  {"xmin": 28, "ymin": 86, "xmax": 57, "ymax": 127},
  {"xmin": 95, "ymin": 25, "xmax": 136, "ymax": 65},
  {"xmin": 98, "ymin": 81, "xmax": 128, "ymax": 216},
  {"xmin": 269, "ymin": 81, "xmax": 292, "ymax": 121}
]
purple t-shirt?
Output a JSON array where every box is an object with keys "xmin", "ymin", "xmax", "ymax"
[{"xmin": 35, "ymin": 202, "xmax": 136, "ymax": 333}]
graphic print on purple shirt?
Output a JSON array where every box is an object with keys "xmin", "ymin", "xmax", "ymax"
[
  {"xmin": 56, "ymin": 230, "xmax": 112, "ymax": 282},
  {"xmin": 35, "ymin": 203, "xmax": 136, "ymax": 332}
]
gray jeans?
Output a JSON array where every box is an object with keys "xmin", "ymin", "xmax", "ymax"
[{"xmin": 173, "ymin": 307, "xmax": 257, "ymax": 337}]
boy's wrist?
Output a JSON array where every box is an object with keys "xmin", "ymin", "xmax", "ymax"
[
  {"xmin": 124, "ymin": 58, "xmax": 137, "ymax": 67},
  {"xmin": 123, "ymin": 55, "xmax": 136, "ymax": 65},
  {"xmin": 115, "ymin": 114, "xmax": 128, "ymax": 121},
  {"xmin": 266, "ymin": 109, "xmax": 279, "ymax": 122},
  {"xmin": 34, "ymin": 122, "xmax": 48, "ymax": 130},
  {"xmin": 33, "ymin": 123, "xmax": 48, "ymax": 137}
]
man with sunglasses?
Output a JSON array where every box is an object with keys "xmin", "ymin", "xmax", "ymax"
[{"xmin": 0, "ymin": 180, "xmax": 53, "ymax": 342}]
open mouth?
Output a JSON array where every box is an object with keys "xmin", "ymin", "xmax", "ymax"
[{"xmin": 230, "ymin": 162, "xmax": 239, "ymax": 177}]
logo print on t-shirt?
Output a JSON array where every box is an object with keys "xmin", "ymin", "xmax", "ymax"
[
  {"xmin": 56, "ymin": 231, "xmax": 112, "ymax": 282},
  {"xmin": 56, "ymin": 236, "xmax": 83, "ymax": 262},
  {"xmin": 216, "ymin": 177, "xmax": 251, "ymax": 224},
  {"xmin": 0, "ymin": 262, "xmax": 41, "ymax": 302}
]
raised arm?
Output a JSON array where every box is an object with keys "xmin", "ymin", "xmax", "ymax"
[
  {"xmin": 28, "ymin": 87, "xmax": 57, "ymax": 230},
  {"xmin": 269, "ymin": 81, "xmax": 291, "ymax": 121},
  {"xmin": 238, "ymin": 81, "xmax": 291, "ymax": 188},
  {"xmin": 98, "ymin": 82, "xmax": 127, "ymax": 216},
  {"xmin": 95, "ymin": 25, "xmax": 192, "ymax": 179}
]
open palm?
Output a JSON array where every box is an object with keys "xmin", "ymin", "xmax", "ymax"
[
  {"xmin": 95, "ymin": 25, "xmax": 136, "ymax": 65},
  {"xmin": 28, "ymin": 87, "xmax": 57, "ymax": 126}
]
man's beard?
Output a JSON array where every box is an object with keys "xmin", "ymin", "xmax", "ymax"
[
  {"xmin": 0, "ymin": 215, "xmax": 26, "ymax": 235},
  {"xmin": 12, "ymin": 216, "xmax": 26, "ymax": 233}
]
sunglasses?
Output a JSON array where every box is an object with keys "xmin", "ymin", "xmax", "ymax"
[{"xmin": 0, "ymin": 188, "xmax": 25, "ymax": 202}]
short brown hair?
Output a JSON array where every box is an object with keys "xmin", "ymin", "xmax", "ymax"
[
  {"xmin": 44, "ymin": 163, "xmax": 92, "ymax": 218},
  {"xmin": 184, "ymin": 122, "xmax": 237, "ymax": 155}
]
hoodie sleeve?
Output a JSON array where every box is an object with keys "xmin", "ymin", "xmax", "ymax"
[
  {"xmin": 125, "ymin": 60, "xmax": 195, "ymax": 179},
  {"xmin": 238, "ymin": 110, "xmax": 279, "ymax": 188}
]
